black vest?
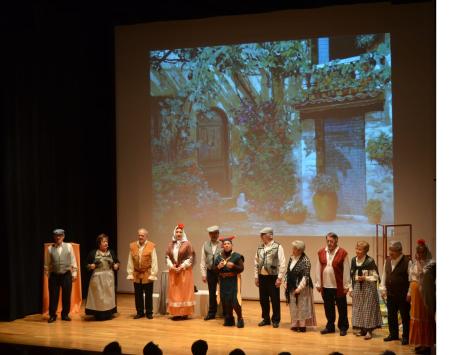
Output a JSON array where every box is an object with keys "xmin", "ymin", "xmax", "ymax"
[{"xmin": 385, "ymin": 255, "xmax": 410, "ymax": 299}]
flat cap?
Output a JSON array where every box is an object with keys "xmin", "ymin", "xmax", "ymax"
[
  {"xmin": 259, "ymin": 227, "xmax": 273, "ymax": 235},
  {"xmin": 52, "ymin": 228, "xmax": 65, "ymax": 235},
  {"xmin": 207, "ymin": 225, "xmax": 220, "ymax": 233}
]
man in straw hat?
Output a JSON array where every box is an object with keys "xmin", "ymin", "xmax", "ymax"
[
  {"xmin": 200, "ymin": 225, "xmax": 222, "ymax": 320},
  {"xmin": 254, "ymin": 227, "xmax": 286, "ymax": 328}
]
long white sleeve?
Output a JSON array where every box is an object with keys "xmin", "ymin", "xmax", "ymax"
[
  {"xmin": 343, "ymin": 254, "xmax": 351, "ymax": 290},
  {"xmin": 127, "ymin": 252, "xmax": 134, "ymax": 280},
  {"xmin": 200, "ymin": 245, "xmax": 207, "ymax": 277},
  {"xmin": 277, "ymin": 244, "xmax": 287, "ymax": 280},
  {"xmin": 149, "ymin": 248, "xmax": 158, "ymax": 280}
]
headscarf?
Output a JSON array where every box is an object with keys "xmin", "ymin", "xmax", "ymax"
[{"xmin": 172, "ymin": 223, "xmax": 188, "ymax": 242}]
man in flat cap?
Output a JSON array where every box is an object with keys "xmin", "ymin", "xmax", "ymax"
[
  {"xmin": 254, "ymin": 227, "xmax": 286, "ymax": 328},
  {"xmin": 214, "ymin": 236, "xmax": 244, "ymax": 328},
  {"xmin": 200, "ymin": 225, "xmax": 222, "ymax": 320},
  {"xmin": 127, "ymin": 228, "xmax": 158, "ymax": 319},
  {"xmin": 44, "ymin": 228, "xmax": 78, "ymax": 323},
  {"xmin": 315, "ymin": 232, "xmax": 351, "ymax": 336},
  {"xmin": 380, "ymin": 240, "xmax": 412, "ymax": 345}
]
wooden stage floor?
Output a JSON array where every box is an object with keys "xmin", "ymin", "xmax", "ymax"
[{"xmin": 0, "ymin": 294, "xmax": 415, "ymax": 355}]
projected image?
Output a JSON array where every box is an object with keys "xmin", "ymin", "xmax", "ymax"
[{"xmin": 150, "ymin": 34, "xmax": 393, "ymax": 236}]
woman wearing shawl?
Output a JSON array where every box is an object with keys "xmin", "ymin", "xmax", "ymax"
[
  {"xmin": 165, "ymin": 223, "xmax": 196, "ymax": 319},
  {"xmin": 408, "ymin": 239, "xmax": 435, "ymax": 355},
  {"xmin": 284, "ymin": 240, "xmax": 316, "ymax": 332},
  {"xmin": 349, "ymin": 241, "xmax": 382, "ymax": 340}
]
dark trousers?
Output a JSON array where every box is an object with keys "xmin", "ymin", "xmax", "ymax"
[
  {"xmin": 223, "ymin": 300, "xmax": 242, "ymax": 323},
  {"xmin": 48, "ymin": 271, "xmax": 72, "ymax": 318},
  {"xmin": 133, "ymin": 281, "xmax": 154, "ymax": 316},
  {"xmin": 258, "ymin": 274, "xmax": 280, "ymax": 323},
  {"xmin": 322, "ymin": 288, "xmax": 349, "ymax": 331},
  {"xmin": 387, "ymin": 296, "xmax": 410, "ymax": 339},
  {"xmin": 206, "ymin": 269, "xmax": 219, "ymax": 316}
]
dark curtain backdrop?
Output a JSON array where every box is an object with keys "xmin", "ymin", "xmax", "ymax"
[
  {"xmin": 0, "ymin": 0, "xmax": 429, "ymax": 321},
  {"xmin": 1, "ymin": 5, "xmax": 117, "ymax": 321}
]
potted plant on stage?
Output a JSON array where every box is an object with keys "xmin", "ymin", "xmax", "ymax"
[
  {"xmin": 281, "ymin": 200, "xmax": 308, "ymax": 225},
  {"xmin": 365, "ymin": 199, "xmax": 383, "ymax": 224},
  {"xmin": 310, "ymin": 173, "xmax": 339, "ymax": 221}
]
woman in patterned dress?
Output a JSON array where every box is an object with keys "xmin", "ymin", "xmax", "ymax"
[
  {"xmin": 349, "ymin": 241, "xmax": 382, "ymax": 339},
  {"xmin": 85, "ymin": 234, "xmax": 120, "ymax": 320},
  {"xmin": 284, "ymin": 240, "xmax": 316, "ymax": 332}
]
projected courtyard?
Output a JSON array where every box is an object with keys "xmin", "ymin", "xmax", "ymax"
[{"xmin": 149, "ymin": 34, "xmax": 393, "ymax": 236}]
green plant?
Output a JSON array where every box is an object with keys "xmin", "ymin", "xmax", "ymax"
[
  {"xmin": 281, "ymin": 200, "xmax": 308, "ymax": 215},
  {"xmin": 310, "ymin": 174, "xmax": 340, "ymax": 194},
  {"xmin": 366, "ymin": 132, "xmax": 393, "ymax": 171},
  {"xmin": 365, "ymin": 199, "xmax": 383, "ymax": 217},
  {"xmin": 152, "ymin": 159, "xmax": 222, "ymax": 226},
  {"xmin": 232, "ymin": 99, "xmax": 300, "ymax": 215}
]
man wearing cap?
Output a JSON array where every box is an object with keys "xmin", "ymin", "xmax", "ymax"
[
  {"xmin": 127, "ymin": 228, "xmax": 158, "ymax": 319},
  {"xmin": 44, "ymin": 229, "xmax": 78, "ymax": 323},
  {"xmin": 254, "ymin": 227, "xmax": 286, "ymax": 328},
  {"xmin": 380, "ymin": 240, "xmax": 412, "ymax": 345},
  {"xmin": 214, "ymin": 236, "xmax": 244, "ymax": 328},
  {"xmin": 200, "ymin": 225, "xmax": 222, "ymax": 320},
  {"xmin": 315, "ymin": 232, "xmax": 350, "ymax": 336}
]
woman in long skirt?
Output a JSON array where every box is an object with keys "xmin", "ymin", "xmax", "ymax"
[
  {"xmin": 165, "ymin": 223, "xmax": 195, "ymax": 319},
  {"xmin": 85, "ymin": 234, "xmax": 120, "ymax": 320},
  {"xmin": 349, "ymin": 241, "xmax": 382, "ymax": 339},
  {"xmin": 409, "ymin": 239, "xmax": 435, "ymax": 355},
  {"xmin": 284, "ymin": 240, "xmax": 316, "ymax": 332}
]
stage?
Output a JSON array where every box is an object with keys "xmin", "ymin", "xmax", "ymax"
[{"xmin": 0, "ymin": 294, "xmax": 413, "ymax": 355}]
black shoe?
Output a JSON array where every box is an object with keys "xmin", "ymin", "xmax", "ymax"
[
  {"xmin": 383, "ymin": 335, "xmax": 400, "ymax": 342},
  {"xmin": 61, "ymin": 315, "xmax": 71, "ymax": 321},
  {"xmin": 320, "ymin": 328, "xmax": 335, "ymax": 334},
  {"xmin": 146, "ymin": 314, "xmax": 153, "ymax": 319},
  {"xmin": 204, "ymin": 314, "xmax": 215, "ymax": 321},
  {"xmin": 258, "ymin": 320, "xmax": 271, "ymax": 327},
  {"xmin": 223, "ymin": 317, "xmax": 235, "ymax": 326},
  {"xmin": 48, "ymin": 316, "xmax": 57, "ymax": 323},
  {"xmin": 358, "ymin": 329, "xmax": 368, "ymax": 336},
  {"xmin": 340, "ymin": 330, "xmax": 347, "ymax": 336},
  {"xmin": 236, "ymin": 319, "xmax": 244, "ymax": 328},
  {"xmin": 272, "ymin": 322, "xmax": 279, "ymax": 328},
  {"xmin": 134, "ymin": 314, "xmax": 144, "ymax": 319},
  {"xmin": 298, "ymin": 327, "xmax": 306, "ymax": 332},
  {"xmin": 401, "ymin": 338, "xmax": 409, "ymax": 345}
]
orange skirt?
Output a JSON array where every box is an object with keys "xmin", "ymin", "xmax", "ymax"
[
  {"xmin": 167, "ymin": 268, "xmax": 195, "ymax": 316},
  {"xmin": 409, "ymin": 281, "xmax": 435, "ymax": 347}
]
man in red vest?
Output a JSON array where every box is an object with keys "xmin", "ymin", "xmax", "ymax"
[{"xmin": 315, "ymin": 232, "xmax": 350, "ymax": 336}]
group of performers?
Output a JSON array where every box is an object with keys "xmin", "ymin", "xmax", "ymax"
[{"xmin": 45, "ymin": 226, "xmax": 435, "ymax": 355}]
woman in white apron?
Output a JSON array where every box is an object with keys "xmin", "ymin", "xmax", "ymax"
[{"xmin": 85, "ymin": 234, "xmax": 120, "ymax": 320}]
